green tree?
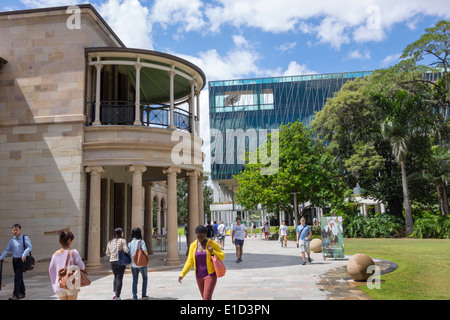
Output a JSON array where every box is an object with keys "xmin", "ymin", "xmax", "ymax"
[
  {"xmin": 400, "ymin": 20, "xmax": 450, "ymax": 215},
  {"xmin": 234, "ymin": 121, "xmax": 352, "ymax": 223}
]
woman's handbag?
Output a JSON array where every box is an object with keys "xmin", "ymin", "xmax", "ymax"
[
  {"xmin": 58, "ymin": 250, "xmax": 91, "ymax": 289},
  {"xmin": 133, "ymin": 240, "xmax": 149, "ymax": 267},
  {"xmin": 211, "ymin": 255, "xmax": 226, "ymax": 278},
  {"xmin": 117, "ymin": 240, "xmax": 132, "ymax": 266}
]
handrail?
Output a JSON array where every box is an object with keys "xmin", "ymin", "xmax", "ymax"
[{"xmin": 86, "ymin": 100, "xmax": 197, "ymax": 132}]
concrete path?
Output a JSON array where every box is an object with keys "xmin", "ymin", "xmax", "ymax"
[{"xmin": 0, "ymin": 235, "xmax": 375, "ymax": 301}]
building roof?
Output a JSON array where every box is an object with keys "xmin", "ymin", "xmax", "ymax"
[{"xmin": 0, "ymin": 4, "xmax": 126, "ymax": 48}]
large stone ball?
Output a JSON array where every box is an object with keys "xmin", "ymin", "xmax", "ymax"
[
  {"xmin": 347, "ymin": 253, "xmax": 375, "ymax": 281},
  {"xmin": 310, "ymin": 238, "xmax": 322, "ymax": 253}
]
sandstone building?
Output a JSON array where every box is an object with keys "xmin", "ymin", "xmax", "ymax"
[{"xmin": 0, "ymin": 4, "xmax": 205, "ymax": 268}]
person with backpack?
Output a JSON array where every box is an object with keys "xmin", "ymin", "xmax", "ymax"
[
  {"xmin": 0, "ymin": 224, "xmax": 32, "ymax": 300},
  {"xmin": 296, "ymin": 217, "xmax": 312, "ymax": 265}
]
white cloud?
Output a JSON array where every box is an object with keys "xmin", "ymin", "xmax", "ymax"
[
  {"xmin": 276, "ymin": 42, "xmax": 297, "ymax": 53},
  {"xmin": 282, "ymin": 61, "xmax": 317, "ymax": 76},
  {"xmin": 380, "ymin": 53, "xmax": 402, "ymax": 67},
  {"xmin": 150, "ymin": 0, "xmax": 205, "ymax": 33},
  {"xmin": 98, "ymin": 0, "xmax": 153, "ymax": 49},
  {"xmin": 202, "ymin": 0, "xmax": 450, "ymax": 49},
  {"xmin": 347, "ymin": 49, "xmax": 371, "ymax": 60}
]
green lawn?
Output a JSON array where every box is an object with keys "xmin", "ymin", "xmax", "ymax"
[{"xmin": 344, "ymin": 238, "xmax": 450, "ymax": 300}]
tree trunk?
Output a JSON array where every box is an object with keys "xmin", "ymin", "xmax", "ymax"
[
  {"xmin": 441, "ymin": 180, "xmax": 449, "ymax": 216},
  {"xmin": 401, "ymin": 160, "xmax": 413, "ymax": 235}
]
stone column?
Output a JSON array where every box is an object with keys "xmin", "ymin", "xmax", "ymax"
[
  {"xmin": 93, "ymin": 57, "xmax": 103, "ymax": 126},
  {"xmin": 85, "ymin": 166, "xmax": 104, "ymax": 270},
  {"xmin": 198, "ymin": 173, "xmax": 204, "ymax": 226},
  {"xmin": 129, "ymin": 165, "xmax": 147, "ymax": 230},
  {"xmin": 187, "ymin": 170, "xmax": 200, "ymax": 244},
  {"xmin": 163, "ymin": 166, "xmax": 181, "ymax": 266},
  {"xmin": 144, "ymin": 183, "xmax": 153, "ymax": 254}
]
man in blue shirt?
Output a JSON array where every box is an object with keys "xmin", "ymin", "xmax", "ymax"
[
  {"xmin": 296, "ymin": 218, "xmax": 312, "ymax": 265},
  {"xmin": 0, "ymin": 224, "xmax": 32, "ymax": 300}
]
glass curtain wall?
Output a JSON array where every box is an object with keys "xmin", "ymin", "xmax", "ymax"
[{"xmin": 209, "ymin": 71, "xmax": 372, "ymax": 180}]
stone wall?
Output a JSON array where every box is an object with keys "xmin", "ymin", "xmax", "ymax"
[{"xmin": 0, "ymin": 6, "xmax": 122, "ymax": 261}]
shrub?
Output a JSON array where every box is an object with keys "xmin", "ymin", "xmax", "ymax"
[
  {"xmin": 344, "ymin": 214, "xmax": 404, "ymax": 238},
  {"xmin": 412, "ymin": 213, "xmax": 450, "ymax": 239}
]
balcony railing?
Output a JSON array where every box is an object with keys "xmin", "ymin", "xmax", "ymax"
[{"xmin": 87, "ymin": 100, "xmax": 196, "ymax": 132}]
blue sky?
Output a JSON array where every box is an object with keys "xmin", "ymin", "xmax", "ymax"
[{"xmin": 1, "ymin": 0, "xmax": 449, "ymax": 172}]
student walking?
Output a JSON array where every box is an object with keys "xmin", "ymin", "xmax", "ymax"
[
  {"xmin": 106, "ymin": 227, "xmax": 129, "ymax": 300},
  {"xmin": 232, "ymin": 217, "xmax": 247, "ymax": 263},
  {"xmin": 0, "ymin": 224, "xmax": 32, "ymax": 300},
  {"xmin": 264, "ymin": 221, "xmax": 270, "ymax": 240},
  {"xmin": 296, "ymin": 218, "xmax": 312, "ymax": 265},
  {"xmin": 48, "ymin": 230, "xmax": 85, "ymax": 300},
  {"xmin": 128, "ymin": 227, "xmax": 149, "ymax": 300},
  {"xmin": 279, "ymin": 220, "xmax": 288, "ymax": 247},
  {"xmin": 217, "ymin": 221, "xmax": 226, "ymax": 249},
  {"xmin": 178, "ymin": 225, "xmax": 225, "ymax": 300}
]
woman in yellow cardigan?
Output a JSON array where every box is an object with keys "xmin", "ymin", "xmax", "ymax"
[{"xmin": 178, "ymin": 225, "xmax": 225, "ymax": 300}]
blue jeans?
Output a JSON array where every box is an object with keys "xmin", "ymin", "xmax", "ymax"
[{"xmin": 131, "ymin": 266, "xmax": 148, "ymax": 299}]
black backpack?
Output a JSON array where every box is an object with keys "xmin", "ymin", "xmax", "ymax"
[{"xmin": 206, "ymin": 225, "xmax": 214, "ymax": 238}]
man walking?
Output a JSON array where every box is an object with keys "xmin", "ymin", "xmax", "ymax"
[
  {"xmin": 232, "ymin": 217, "xmax": 247, "ymax": 263},
  {"xmin": 279, "ymin": 220, "xmax": 288, "ymax": 247},
  {"xmin": 296, "ymin": 218, "xmax": 312, "ymax": 265},
  {"xmin": 0, "ymin": 224, "xmax": 32, "ymax": 300}
]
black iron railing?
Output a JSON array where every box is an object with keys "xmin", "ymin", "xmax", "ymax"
[{"xmin": 87, "ymin": 100, "xmax": 196, "ymax": 132}]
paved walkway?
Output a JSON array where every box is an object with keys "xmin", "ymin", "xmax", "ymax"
[{"xmin": 0, "ymin": 235, "xmax": 395, "ymax": 301}]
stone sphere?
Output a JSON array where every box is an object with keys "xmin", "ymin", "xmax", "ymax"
[
  {"xmin": 347, "ymin": 253, "xmax": 375, "ymax": 281},
  {"xmin": 310, "ymin": 238, "xmax": 322, "ymax": 253}
]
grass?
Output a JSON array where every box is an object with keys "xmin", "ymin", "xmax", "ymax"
[{"xmin": 344, "ymin": 238, "xmax": 450, "ymax": 300}]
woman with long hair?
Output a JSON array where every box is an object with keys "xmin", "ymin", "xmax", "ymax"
[{"xmin": 128, "ymin": 227, "xmax": 149, "ymax": 300}]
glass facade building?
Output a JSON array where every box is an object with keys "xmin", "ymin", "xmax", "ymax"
[{"xmin": 209, "ymin": 71, "xmax": 372, "ymax": 185}]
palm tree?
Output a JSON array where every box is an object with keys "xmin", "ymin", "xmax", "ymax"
[{"xmin": 377, "ymin": 90, "xmax": 431, "ymax": 235}]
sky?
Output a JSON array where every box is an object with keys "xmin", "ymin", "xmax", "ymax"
[{"xmin": 1, "ymin": 0, "xmax": 450, "ymax": 174}]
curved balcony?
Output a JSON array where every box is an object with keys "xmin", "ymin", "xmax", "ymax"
[
  {"xmin": 84, "ymin": 47, "xmax": 205, "ymax": 134},
  {"xmin": 87, "ymin": 100, "xmax": 197, "ymax": 131}
]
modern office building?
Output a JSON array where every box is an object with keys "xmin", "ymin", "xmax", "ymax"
[
  {"xmin": 208, "ymin": 72, "xmax": 375, "ymax": 224},
  {"xmin": 0, "ymin": 4, "xmax": 205, "ymax": 270}
]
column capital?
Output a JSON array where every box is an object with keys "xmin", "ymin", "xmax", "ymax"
[
  {"xmin": 186, "ymin": 169, "xmax": 201, "ymax": 178},
  {"xmin": 128, "ymin": 165, "xmax": 147, "ymax": 174},
  {"xmin": 163, "ymin": 166, "xmax": 181, "ymax": 176},
  {"xmin": 85, "ymin": 166, "xmax": 104, "ymax": 175}
]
